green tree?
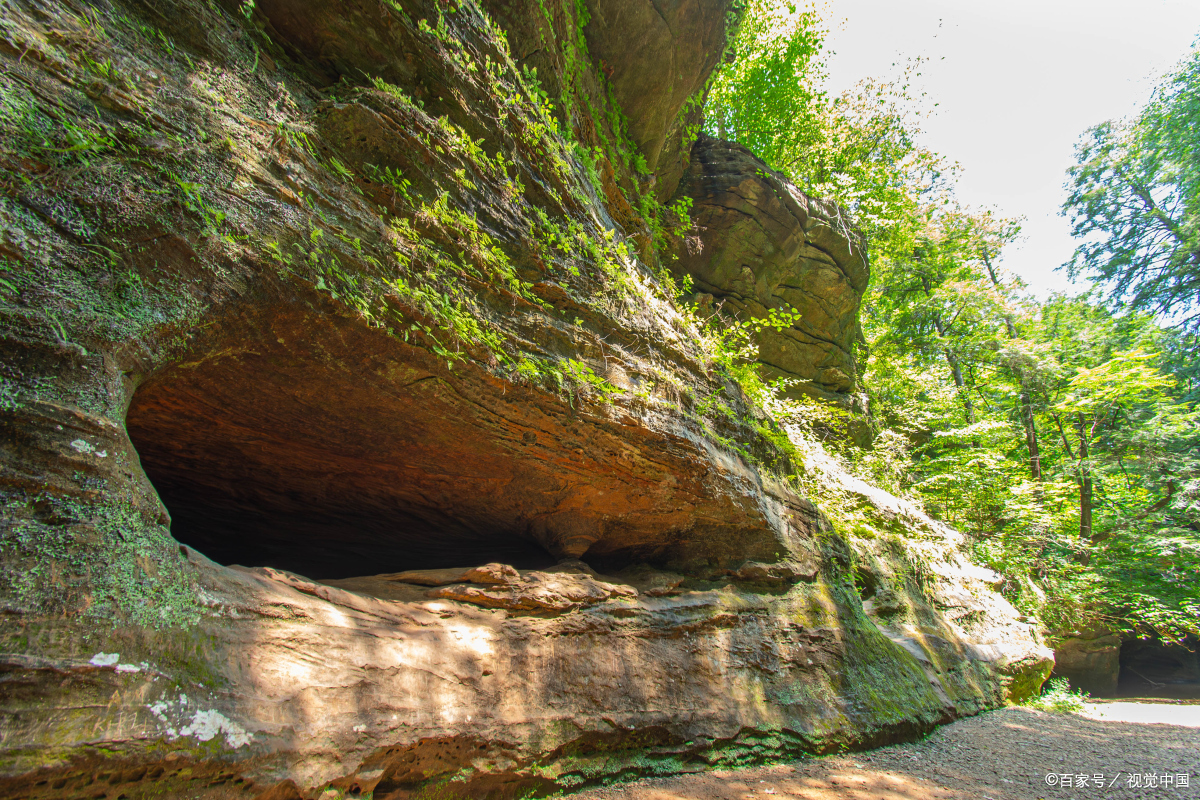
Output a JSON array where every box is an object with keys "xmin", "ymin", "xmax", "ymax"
[
  {"xmin": 704, "ymin": 0, "xmax": 827, "ymax": 167},
  {"xmin": 981, "ymin": 299, "xmax": 1199, "ymax": 638},
  {"xmin": 866, "ymin": 202, "xmax": 1019, "ymax": 427},
  {"xmin": 704, "ymin": 0, "xmax": 949, "ymax": 260},
  {"xmin": 1050, "ymin": 349, "xmax": 1175, "ymax": 546},
  {"xmin": 1063, "ymin": 38, "xmax": 1200, "ymax": 332}
]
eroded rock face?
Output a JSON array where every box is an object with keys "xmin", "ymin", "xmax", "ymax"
[
  {"xmin": 1, "ymin": 548, "xmax": 1034, "ymax": 799},
  {"xmin": 671, "ymin": 135, "xmax": 869, "ymax": 406},
  {"xmin": 121, "ymin": 301, "xmax": 791, "ymax": 577},
  {"xmin": 0, "ymin": 0, "xmax": 1047, "ymax": 795},
  {"xmin": 1052, "ymin": 630, "xmax": 1122, "ymax": 697},
  {"xmin": 578, "ymin": 0, "xmax": 735, "ymax": 200}
]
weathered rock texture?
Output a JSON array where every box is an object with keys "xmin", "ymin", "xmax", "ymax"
[
  {"xmin": 671, "ymin": 136, "xmax": 869, "ymax": 407},
  {"xmin": 0, "ymin": 0, "xmax": 1048, "ymax": 796},
  {"xmin": 1051, "ymin": 629, "xmax": 1122, "ymax": 697},
  {"xmin": 576, "ymin": 0, "xmax": 733, "ymax": 200},
  {"xmin": 483, "ymin": 0, "xmax": 732, "ymax": 203}
]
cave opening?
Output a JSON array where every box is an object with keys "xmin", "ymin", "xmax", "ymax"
[
  {"xmin": 124, "ymin": 339, "xmax": 563, "ymax": 581},
  {"xmin": 1117, "ymin": 637, "xmax": 1200, "ymax": 699}
]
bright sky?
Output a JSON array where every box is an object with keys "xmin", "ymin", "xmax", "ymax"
[{"xmin": 823, "ymin": 0, "xmax": 1200, "ymax": 297}]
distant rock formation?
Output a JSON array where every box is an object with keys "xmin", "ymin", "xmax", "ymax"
[
  {"xmin": 672, "ymin": 135, "xmax": 870, "ymax": 408},
  {"xmin": 1052, "ymin": 628, "xmax": 1122, "ymax": 696}
]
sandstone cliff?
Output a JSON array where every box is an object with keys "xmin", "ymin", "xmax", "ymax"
[
  {"xmin": 670, "ymin": 135, "xmax": 868, "ymax": 409},
  {"xmin": 0, "ymin": 0, "xmax": 1050, "ymax": 797}
]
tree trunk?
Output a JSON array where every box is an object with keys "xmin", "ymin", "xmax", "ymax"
[
  {"xmin": 944, "ymin": 348, "xmax": 976, "ymax": 425},
  {"xmin": 1022, "ymin": 391, "xmax": 1042, "ymax": 480},
  {"xmin": 983, "ymin": 248, "xmax": 1041, "ymax": 480},
  {"xmin": 930, "ymin": 309, "xmax": 975, "ymax": 425},
  {"xmin": 1077, "ymin": 413, "xmax": 1093, "ymax": 552}
]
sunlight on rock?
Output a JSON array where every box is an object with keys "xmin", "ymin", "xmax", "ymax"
[{"xmin": 1, "ymin": 0, "xmax": 1190, "ymax": 794}]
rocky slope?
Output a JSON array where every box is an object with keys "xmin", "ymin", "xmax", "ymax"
[{"xmin": 0, "ymin": 0, "xmax": 1050, "ymax": 797}]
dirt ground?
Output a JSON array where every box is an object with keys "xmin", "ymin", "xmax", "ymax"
[{"xmin": 572, "ymin": 703, "xmax": 1200, "ymax": 800}]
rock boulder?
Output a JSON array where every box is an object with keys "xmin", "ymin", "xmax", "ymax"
[{"xmin": 671, "ymin": 135, "xmax": 869, "ymax": 407}]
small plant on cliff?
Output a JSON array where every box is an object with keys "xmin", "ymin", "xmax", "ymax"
[
  {"xmin": 699, "ymin": 304, "xmax": 802, "ymax": 374},
  {"xmin": 1024, "ymin": 678, "xmax": 1089, "ymax": 713},
  {"xmin": 561, "ymin": 358, "xmax": 622, "ymax": 402}
]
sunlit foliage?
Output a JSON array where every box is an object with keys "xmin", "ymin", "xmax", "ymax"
[{"xmin": 705, "ymin": 2, "xmax": 1200, "ymax": 642}]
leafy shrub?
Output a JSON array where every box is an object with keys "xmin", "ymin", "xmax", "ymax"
[{"xmin": 1024, "ymin": 678, "xmax": 1089, "ymax": 713}]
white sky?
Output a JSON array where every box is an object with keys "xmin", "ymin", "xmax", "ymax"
[{"xmin": 823, "ymin": 0, "xmax": 1200, "ymax": 296}]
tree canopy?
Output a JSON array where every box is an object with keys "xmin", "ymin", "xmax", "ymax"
[
  {"xmin": 1063, "ymin": 38, "xmax": 1200, "ymax": 334},
  {"xmin": 703, "ymin": 1, "xmax": 1200, "ymax": 643}
]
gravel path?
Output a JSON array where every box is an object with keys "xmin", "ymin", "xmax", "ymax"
[{"xmin": 572, "ymin": 703, "xmax": 1200, "ymax": 800}]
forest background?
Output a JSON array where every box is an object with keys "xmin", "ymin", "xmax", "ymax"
[{"xmin": 701, "ymin": 0, "xmax": 1200, "ymax": 643}]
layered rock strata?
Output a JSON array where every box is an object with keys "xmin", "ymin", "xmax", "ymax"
[
  {"xmin": 1051, "ymin": 629, "xmax": 1122, "ymax": 697},
  {"xmin": 671, "ymin": 135, "xmax": 869, "ymax": 408},
  {"xmin": 0, "ymin": 0, "xmax": 1050, "ymax": 796}
]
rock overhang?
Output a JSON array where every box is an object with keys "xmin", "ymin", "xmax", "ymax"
[
  {"xmin": 120, "ymin": 293, "xmax": 805, "ymax": 580},
  {"xmin": 0, "ymin": 0, "xmax": 1054, "ymax": 794}
]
